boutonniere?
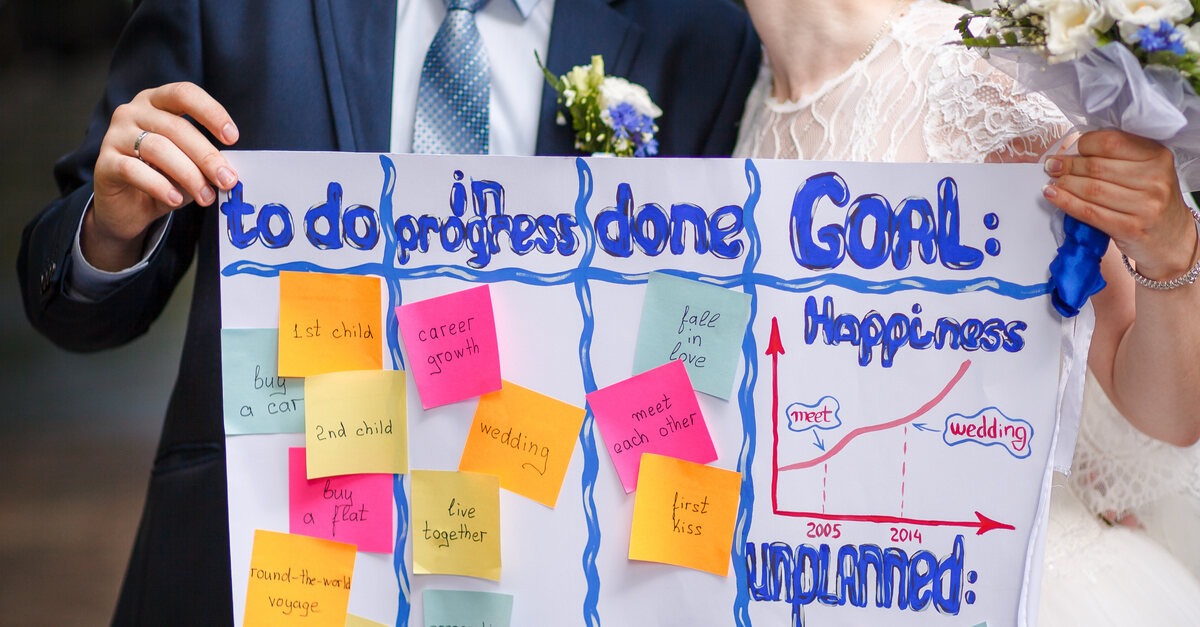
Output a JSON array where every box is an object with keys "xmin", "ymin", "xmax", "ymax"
[{"xmin": 538, "ymin": 54, "xmax": 662, "ymax": 157}]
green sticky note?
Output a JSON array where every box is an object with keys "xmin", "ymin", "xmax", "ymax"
[
  {"xmin": 632, "ymin": 272, "xmax": 751, "ymax": 399},
  {"xmin": 422, "ymin": 589, "xmax": 513, "ymax": 627},
  {"xmin": 221, "ymin": 328, "xmax": 305, "ymax": 434}
]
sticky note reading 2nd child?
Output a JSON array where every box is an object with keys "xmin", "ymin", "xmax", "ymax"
[
  {"xmin": 278, "ymin": 271, "xmax": 382, "ymax": 378},
  {"xmin": 397, "ymin": 285, "xmax": 501, "ymax": 409}
]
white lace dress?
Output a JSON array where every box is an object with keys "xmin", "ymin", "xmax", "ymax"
[{"xmin": 734, "ymin": 1, "xmax": 1200, "ymax": 624}]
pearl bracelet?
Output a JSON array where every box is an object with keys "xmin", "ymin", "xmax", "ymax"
[{"xmin": 1121, "ymin": 209, "xmax": 1200, "ymax": 291}]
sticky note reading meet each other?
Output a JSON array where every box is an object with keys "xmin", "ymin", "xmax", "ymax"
[
  {"xmin": 423, "ymin": 589, "xmax": 514, "ymax": 627},
  {"xmin": 278, "ymin": 271, "xmax": 383, "ymax": 378},
  {"xmin": 587, "ymin": 360, "xmax": 717, "ymax": 493},
  {"xmin": 304, "ymin": 369, "xmax": 408, "ymax": 478},
  {"xmin": 243, "ymin": 529, "xmax": 355, "ymax": 627},
  {"xmin": 396, "ymin": 285, "xmax": 501, "ymax": 409},
  {"xmin": 411, "ymin": 470, "xmax": 501, "ymax": 581},
  {"xmin": 629, "ymin": 453, "xmax": 741, "ymax": 576},
  {"xmin": 222, "ymin": 328, "xmax": 305, "ymax": 435},
  {"xmin": 633, "ymin": 272, "xmax": 751, "ymax": 399},
  {"xmin": 460, "ymin": 381, "xmax": 584, "ymax": 508},
  {"xmin": 288, "ymin": 448, "xmax": 393, "ymax": 553}
]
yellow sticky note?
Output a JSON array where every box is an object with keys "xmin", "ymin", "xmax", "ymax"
[
  {"xmin": 278, "ymin": 271, "xmax": 383, "ymax": 378},
  {"xmin": 411, "ymin": 470, "xmax": 501, "ymax": 580},
  {"xmin": 459, "ymin": 381, "xmax": 584, "ymax": 508},
  {"xmin": 345, "ymin": 615, "xmax": 388, "ymax": 627},
  {"xmin": 629, "ymin": 453, "xmax": 742, "ymax": 576},
  {"xmin": 243, "ymin": 529, "xmax": 356, "ymax": 627},
  {"xmin": 305, "ymin": 369, "xmax": 408, "ymax": 478}
]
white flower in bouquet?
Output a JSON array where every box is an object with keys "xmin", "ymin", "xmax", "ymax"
[{"xmin": 1043, "ymin": 0, "xmax": 1112, "ymax": 60}]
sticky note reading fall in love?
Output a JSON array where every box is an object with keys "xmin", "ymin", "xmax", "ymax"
[
  {"xmin": 586, "ymin": 360, "xmax": 717, "ymax": 492},
  {"xmin": 396, "ymin": 285, "xmax": 501, "ymax": 409},
  {"xmin": 411, "ymin": 470, "xmax": 501, "ymax": 580},
  {"xmin": 423, "ymin": 589, "xmax": 514, "ymax": 627},
  {"xmin": 288, "ymin": 448, "xmax": 394, "ymax": 553},
  {"xmin": 243, "ymin": 529, "xmax": 356, "ymax": 627},
  {"xmin": 459, "ymin": 381, "xmax": 584, "ymax": 508},
  {"xmin": 633, "ymin": 272, "xmax": 751, "ymax": 400},
  {"xmin": 222, "ymin": 328, "xmax": 305, "ymax": 435},
  {"xmin": 278, "ymin": 271, "xmax": 383, "ymax": 378},
  {"xmin": 304, "ymin": 369, "xmax": 408, "ymax": 478},
  {"xmin": 629, "ymin": 453, "xmax": 741, "ymax": 576}
]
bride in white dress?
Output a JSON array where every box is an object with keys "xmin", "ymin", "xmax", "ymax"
[{"xmin": 734, "ymin": 0, "xmax": 1200, "ymax": 624}]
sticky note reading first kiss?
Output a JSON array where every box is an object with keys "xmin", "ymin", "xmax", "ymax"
[
  {"xmin": 397, "ymin": 285, "xmax": 501, "ymax": 409},
  {"xmin": 278, "ymin": 271, "xmax": 382, "ymax": 378}
]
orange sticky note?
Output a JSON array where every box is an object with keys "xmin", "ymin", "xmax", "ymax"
[
  {"xmin": 411, "ymin": 470, "xmax": 501, "ymax": 581},
  {"xmin": 628, "ymin": 454, "xmax": 742, "ymax": 576},
  {"xmin": 243, "ymin": 529, "xmax": 356, "ymax": 627},
  {"xmin": 459, "ymin": 381, "xmax": 584, "ymax": 508},
  {"xmin": 278, "ymin": 271, "xmax": 383, "ymax": 378},
  {"xmin": 305, "ymin": 369, "xmax": 408, "ymax": 478}
]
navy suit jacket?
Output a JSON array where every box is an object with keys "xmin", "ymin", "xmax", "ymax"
[{"xmin": 18, "ymin": 0, "xmax": 759, "ymax": 623}]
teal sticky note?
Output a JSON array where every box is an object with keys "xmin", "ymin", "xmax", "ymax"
[
  {"xmin": 221, "ymin": 328, "xmax": 305, "ymax": 434},
  {"xmin": 423, "ymin": 589, "xmax": 513, "ymax": 627},
  {"xmin": 632, "ymin": 272, "xmax": 751, "ymax": 399}
]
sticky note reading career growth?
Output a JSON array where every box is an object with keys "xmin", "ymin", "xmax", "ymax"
[
  {"xmin": 633, "ymin": 272, "xmax": 751, "ymax": 399},
  {"xmin": 288, "ymin": 448, "xmax": 394, "ymax": 553},
  {"xmin": 396, "ymin": 285, "xmax": 501, "ymax": 408},
  {"xmin": 587, "ymin": 360, "xmax": 716, "ymax": 493},
  {"xmin": 243, "ymin": 529, "xmax": 356, "ymax": 627},
  {"xmin": 304, "ymin": 369, "xmax": 408, "ymax": 478},
  {"xmin": 629, "ymin": 453, "xmax": 741, "ymax": 576},
  {"xmin": 459, "ymin": 381, "xmax": 584, "ymax": 508},
  {"xmin": 278, "ymin": 271, "xmax": 382, "ymax": 378},
  {"xmin": 411, "ymin": 470, "xmax": 501, "ymax": 580},
  {"xmin": 222, "ymin": 328, "xmax": 305, "ymax": 435},
  {"xmin": 423, "ymin": 589, "xmax": 514, "ymax": 627}
]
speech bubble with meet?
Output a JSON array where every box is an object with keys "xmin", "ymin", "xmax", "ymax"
[{"xmin": 785, "ymin": 396, "xmax": 842, "ymax": 434}]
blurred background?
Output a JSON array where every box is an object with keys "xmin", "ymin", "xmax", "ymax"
[{"xmin": 0, "ymin": 2, "xmax": 193, "ymax": 624}]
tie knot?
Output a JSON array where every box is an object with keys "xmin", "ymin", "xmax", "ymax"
[{"xmin": 446, "ymin": 0, "xmax": 488, "ymax": 13}]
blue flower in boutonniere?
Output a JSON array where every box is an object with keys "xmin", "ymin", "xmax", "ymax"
[{"xmin": 538, "ymin": 54, "xmax": 662, "ymax": 157}]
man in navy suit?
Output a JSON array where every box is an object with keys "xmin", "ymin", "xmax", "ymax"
[{"xmin": 18, "ymin": 0, "xmax": 759, "ymax": 624}]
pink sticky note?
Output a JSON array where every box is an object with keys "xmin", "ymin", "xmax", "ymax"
[
  {"xmin": 288, "ymin": 447, "xmax": 394, "ymax": 553},
  {"xmin": 396, "ymin": 285, "xmax": 502, "ymax": 409},
  {"xmin": 586, "ymin": 360, "xmax": 717, "ymax": 492}
]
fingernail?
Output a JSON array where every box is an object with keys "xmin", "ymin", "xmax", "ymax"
[
  {"xmin": 1042, "ymin": 184, "xmax": 1058, "ymax": 199},
  {"xmin": 1044, "ymin": 158, "xmax": 1063, "ymax": 176},
  {"xmin": 222, "ymin": 122, "xmax": 239, "ymax": 144},
  {"xmin": 168, "ymin": 189, "xmax": 184, "ymax": 206},
  {"xmin": 199, "ymin": 186, "xmax": 216, "ymax": 204},
  {"xmin": 217, "ymin": 166, "xmax": 237, "ymax": 188}
]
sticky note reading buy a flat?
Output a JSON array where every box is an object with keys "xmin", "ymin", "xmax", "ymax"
[
  {"xmin": 629, "ymin": 453, "xmax": 741, "ymax": 576},
  {"xmin": 221, "ymin": 328, "xmax": 305, "ymax": 435},
  {"xmin": 459, "ymin": 381, "xmax": 584, "ymax": 508},
  {"xmin": 288, "ymin": 448, "xmax": 393, "ymax": 553},
  {"xmin": 278, "ymin": 271, "xmax": 382, "ymax": 378},
  {"xmin": 423, "ymin": 589, "xmax": 514, "ymax": 627},
  {"xmin": 586, "ymin": 360, "xmax": 716, "ymax": 492},
  {"xmin": 243, "ymin": 529, "xmax": 356, "ymax": 627},
  {"xmin": 304, "ymin": 370, "xmax": 407, "ymax": 478},
  {"xmin": 633, "ymin": 272, "xmax": 751, "ymax": 399},
  {"xmin": 411, "ymin": 470, "xmax": 501, "ymax": 580},
  {"xmin": 396, "ymin": 285, "xmax": 501, "ymax": 409}
]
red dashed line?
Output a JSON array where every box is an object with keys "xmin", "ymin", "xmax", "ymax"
[
  {"xmin": 822, "ymin": 462, "xmax": 828, "ymax": 514},
  {"xmin": 900, "ymin": 425, "xmax": 909, "ymax": 517}
]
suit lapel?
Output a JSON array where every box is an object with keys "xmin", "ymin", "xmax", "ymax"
[{"xmin": 312, "ymin": 0, "xmax": 397, "ymax": 151}]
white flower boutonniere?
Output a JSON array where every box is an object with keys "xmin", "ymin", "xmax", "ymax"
[{"xmin": 538, "ymin": 54, "xmax": 662, "ymax": 157}]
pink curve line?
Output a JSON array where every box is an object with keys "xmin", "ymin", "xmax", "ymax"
[{"xmin": 777, "ymin": 359, "xmax": 972, "ymax": 472}]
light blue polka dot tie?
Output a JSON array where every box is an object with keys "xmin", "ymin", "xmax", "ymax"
[{"xmin": 412, "ymin": 0, "xmax": 491, "ymax": 154}]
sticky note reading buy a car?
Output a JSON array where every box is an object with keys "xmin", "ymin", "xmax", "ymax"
[
  {"xmin": 278, "ymin": 271, "xmax": 382, "ymax": 378},
  {"xmin": 221, "ymin": 328, "xmax": 305, "ymax": 434},
  {"xmin": 396, "ymin": 285, "xmax": 502, "ymax": 409},
  {"xmin": 243, "ymin": 529, "xmax": 356, "ymax": 626}
]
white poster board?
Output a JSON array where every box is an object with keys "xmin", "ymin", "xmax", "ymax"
[{"xmin": 219, "ymin": 153, "xmax": 1075, "ymax": 626}]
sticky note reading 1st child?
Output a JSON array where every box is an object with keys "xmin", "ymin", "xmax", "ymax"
[
  {"xmin": 304, "ymin": 369, "xmax": 408, "ymax": 478},
  {"xmin": 278, "ymin": 271, "xmax": 383, "ymax": 378},
  {"xmin": 243, "ymin": 529, "xmax": 356, "ymax": 627},
  {"xmin": 288, "ymin": 448, "xmax": 393, "ymax": 553},
  {"xmin": 411, "ymin": 470, "xmax": 501, "ymax": 580},
  {"xmin": 586, "ymin": 360, "xmax": 716, "ymax": 493},
  {"xmin": 396, "ymin": 285, "xmax": 501, "ymax": 409}
]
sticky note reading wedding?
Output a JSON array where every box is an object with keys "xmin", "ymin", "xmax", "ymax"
[
  {"xmin": 422, "ymin": 589, "xmax": 514, "ymax": 627},
  {"xmin": 288, "ymin": 448, "xmax": 394, "ymax": 553},
  {"xmin": 628, "ymin": 453, "xmax": 741, "ymax": 576},
  {"xmin": 459, "ymin": 381, "xmax": 584, "ymax": 508},
  {"xmin": 411, "ymin": 470, "xmax": 501, "ymax": 580},
  {"xmin": 243, "ymin": 529, "xmax": 356, "ymax": 626},
  {"xmin": 586, "ymin": 360, "xmax": 717, "ymax": 492},
  {"xmin": 396, "ymin": 285, "xmax": 501, "ymax": 408},
  {"xmin": 304, "ymin": 369, "xmax": 408, "ymax": 478},
  {"xmin": 633, "ymin": 272, "xmax": 751, "ymax": 399},
  {"xmin": 222, "ymin": 328, "xmax": 305, "ymax": 435},
  {"xmin": 278, "ymin": 271, "xmax": 382, "ymax": 378}
]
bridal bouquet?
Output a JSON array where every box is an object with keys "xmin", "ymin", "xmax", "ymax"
[{"xmin": 538, "ymin": 54, "xmax": 662, "ymax": 158}]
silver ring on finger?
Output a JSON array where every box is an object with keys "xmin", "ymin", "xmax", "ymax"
[{"xmin": 133, "ymin": 130, "xmax": 151, "ymax": 162}]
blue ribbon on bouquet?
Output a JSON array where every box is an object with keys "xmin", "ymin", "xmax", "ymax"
[{"xmin": 1048, "ymin": 215, "xmax": 1108, "ymax": 317}]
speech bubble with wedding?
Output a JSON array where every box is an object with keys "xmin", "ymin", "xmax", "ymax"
[{"xmin": 219, "ymin": 152, "xmax": 1076, "ymax": 626}]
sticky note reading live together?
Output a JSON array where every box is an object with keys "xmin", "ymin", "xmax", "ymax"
[
  {"xmin": 586, "ymin": 360, "xmax": 717, "ymax": 493},
  {"xmin": 288, "ymin": 448, "xmax": 393, "ymax": 553},
  {"xmin": 396, "ymin": 285, "xmax": 501, "ymax": 409},
  {"xmin": 633, "ymin": 272, "xmax": 751, "ymax": 400},
  {"xmin": 222, "ymin": 328, "xmax": 305, "ymax": 435},
  {"xmin": 243, "ymin": 529, "xmax": 355, "ymax": 627},
  {"xmin": 411, "ymin": 470, "xmax": 501, "ymax": 580},
  {"xmin": 423, "ymin": 589, "xmax": 514, "ymax": 627},
  {"xmin": 278, "ymin": 271, "xmax": 382, "ymax": 378},
  {"xmin": 459, "ymin": 381, "xmax": 584, "ymax": 508},
  {"xmin": 304, "ymin": 369, "xmax": 408, "ymax": 478},
  {"xmin": 629, "ymin": 454, "xmax": 741, "ymax": 576}
]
